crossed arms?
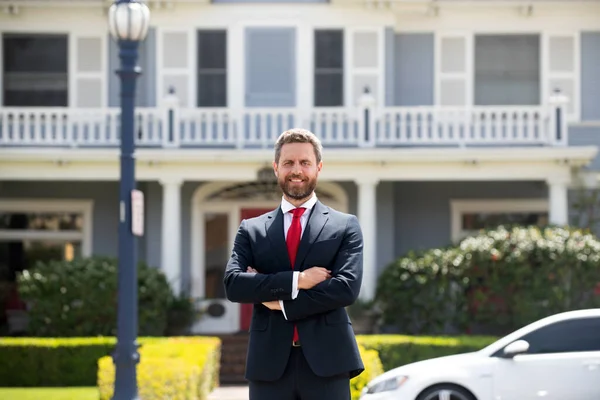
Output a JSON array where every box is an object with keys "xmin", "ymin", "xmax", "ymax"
[{"xmin": 223, "ymin": 216, "xmax": 363, "ymax": 322}]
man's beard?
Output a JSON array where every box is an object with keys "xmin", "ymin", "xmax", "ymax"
[{"xmin": 279, "ymin": 175, "xmax": 317, "ymax": 201}]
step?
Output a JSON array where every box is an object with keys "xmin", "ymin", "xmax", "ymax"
[
  {"xmin": 220, "ymin": 339, "xmax": 250, "ymax": 346},
  {"xmin": 221, "ymin": 357, "xmax": 247, "ymax": 366},
  {"xmin": 221, "ymin": 345, "xmax": 249, "ymax": 354},
  {"xmin": 217, "ymin": 334, "xmax": 250, "ymax": 385},
  {"xmin": 220, "ymin": 363, "xmax": 246, "ymax": 375},
  {"xmin": 220, "ymin": 374, "xmax": 248, "ymax": 385}
]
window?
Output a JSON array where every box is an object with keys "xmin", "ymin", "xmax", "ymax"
[
  {"xmin": 515, "ymin": 317, "xmax": 600, "ymax": 354},
  {"xmin": 450, "ymin": 199, "xmax": 548, "ymax": 241},
  {"xmin": 314, "ymin": 30, "xmax": 344, "ymax": 106},
  {"xmin": 0, "ymin": 200, "xmax": 93, "ymax": 283},
  {"xmin": 474, "ymin": 34, "xmax": 540, "ymax": 106},
  {"xmin": 197, "ymin": 30, "xmax": 227, "ymax": 107},
  {"xmin": 2, "ymin": 33, "xmax": 68, "ymax": 106}
]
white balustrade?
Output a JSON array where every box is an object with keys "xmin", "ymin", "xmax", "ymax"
[
  {"xmin": 0, "ymin": 103, "xmax": 562, "ymax": 148},
  {"xmin": 376, "ymin": 106, "xmax": 551, "ymax": 146},
  {"xmin": 0, "ymin": 107, "xmax": 164, "ymax": 147}
]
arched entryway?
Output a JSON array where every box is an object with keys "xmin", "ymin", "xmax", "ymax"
[{"xmin": 190, "ymin": 180, "xmax": 348, "ymax": 334}]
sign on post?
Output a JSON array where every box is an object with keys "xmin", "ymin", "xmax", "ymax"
[{"xmin": 131, "ymin": 189, "xmax": 144, "ymax": 237}]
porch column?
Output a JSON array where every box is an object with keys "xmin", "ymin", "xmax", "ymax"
[
  {"xmin": 547, "ymin": 177, "xmax": 569, "ymax": 226},
  {"xmin": 160, "ymin": 178, "xmax": 183, "ymax": 296},
  {"xmin": 356, "ymin": 177, "xmax": 379, "ymax": 301}
]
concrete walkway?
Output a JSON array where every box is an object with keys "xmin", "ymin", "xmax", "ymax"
[{"xmin": 208, "ymin": 385, "xmax": 249, "ymax": 400}]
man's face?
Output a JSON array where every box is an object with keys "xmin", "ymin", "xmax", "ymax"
[{"xmin": 273, "ymin": 142, "xmax": 322, "ymax": 202}]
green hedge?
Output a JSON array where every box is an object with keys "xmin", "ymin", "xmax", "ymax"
[
  {"xmin": 350, "ymin": 345, "xmax": 384, "ymax": 400},
  {"xmin": 357, "ymin": 334, "xmax": 497, "ymax": 371},
  {"xmin": 1, "ymin": 334, "xmax": 494, "ymax": 392},
  {"xmin": 98, "ymin": 337, "xmax": 221, "ymax": 400},
  {"xmin": 0, "ymin": 337, "xmax": 162, "ymax": 387}
]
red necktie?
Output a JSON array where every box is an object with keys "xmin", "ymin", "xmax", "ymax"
[{"xmin": 286, "ymin": 207, "xmax": 306, "ymax": 342}]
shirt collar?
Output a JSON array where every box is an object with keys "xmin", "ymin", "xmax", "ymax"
[{"xmin": 280, "ymin": 192, "xmax": 318, "ymax": 214}]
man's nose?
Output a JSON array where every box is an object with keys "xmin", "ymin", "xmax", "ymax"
[{"xmin": 291, "ymin": 162, "xmax": 302, "ymax": 174}]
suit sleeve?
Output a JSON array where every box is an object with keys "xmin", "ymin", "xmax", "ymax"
[
  {"xmin": 223, "ymin": 219, "xmax": 295, "ymax": 303},
  {"xmin": 281, "ymin": 215, "xmax": 363, "ymax": 321}
]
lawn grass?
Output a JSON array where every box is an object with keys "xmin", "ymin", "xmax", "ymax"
[{"xmin": 0, "ymin": 387, "xmax": 98, "ymax": 400}]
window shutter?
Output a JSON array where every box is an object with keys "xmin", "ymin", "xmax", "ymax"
[{"xmin": 436, "ymin": 33, "xmax": 471, "ymax": 106}]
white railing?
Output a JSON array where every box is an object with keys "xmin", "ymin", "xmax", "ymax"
[
  {"xmin": 0, "ymin": 107, "xmax": 165, "ymax": 147},
  {"xmin": 0, "ymin": 100, "xmax": 567, "ymax": 148},
  {"xmin": 376, "ymin": 106, "xmax": 552, "ymax": 146}
]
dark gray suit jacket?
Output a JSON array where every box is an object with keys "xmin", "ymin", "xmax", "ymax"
[{"xmin": 223, "ymin": 200, "xmax": 365, "ymax": 382}]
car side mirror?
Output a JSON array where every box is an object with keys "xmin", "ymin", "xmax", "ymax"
[{"xmin": 503, "ymin": 340, "xmax": 530, "ymax": 358}]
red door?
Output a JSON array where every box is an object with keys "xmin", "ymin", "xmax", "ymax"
[{"xmin": 239, "ymin": 208, "xmax": 274, "ymax": 331}]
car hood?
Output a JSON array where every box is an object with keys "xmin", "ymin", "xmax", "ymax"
[{"xmin": 367, "ymin": 351, "xmax": 484, "ymax": 386}]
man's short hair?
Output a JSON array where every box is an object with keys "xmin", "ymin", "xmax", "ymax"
[{"xmin": 274, "ymin": 128, "xmax": 323, "ymax": 164}]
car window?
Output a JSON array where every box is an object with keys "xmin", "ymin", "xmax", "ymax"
[{"xmin": 516, "ymin": 317, "xmax": 600, "ymax": 354}]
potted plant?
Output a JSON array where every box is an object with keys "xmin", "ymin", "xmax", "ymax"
[{"xmin": 165, "ymin": 294, "xmax": 205, "ymax": 336}]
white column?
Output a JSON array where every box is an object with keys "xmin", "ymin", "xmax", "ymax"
[
  {"xmin": 228, "ymin": 23, "xmax": 244, "ymax": 111},
  {"xmin": 547, "ymin": 177, "xmax": 569, "ymax": 226},
  {"xmin": 297, "ymin": 22, "xmax": 312, "ymax": 124},
  {"xmin": 160, "ymin": 178, "xmax": 183, "ymax": 296},
  {"xmin": 356, "ymin": 177, "xmax": 379, "ymax": 300}
]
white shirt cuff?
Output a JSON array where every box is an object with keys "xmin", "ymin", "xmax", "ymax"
[
  {"xmin": 279, "ymin": 300, "xmax": 288, "ymax": 320},
  {"xmin": 292, "ymin": 271, "xmax": 299, "ymax": 299}
]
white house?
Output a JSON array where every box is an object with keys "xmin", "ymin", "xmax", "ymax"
[{"xmin": 0, "ymin": 0, "xmax": 599, "ymax": 334}]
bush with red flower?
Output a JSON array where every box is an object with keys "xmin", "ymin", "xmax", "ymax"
[{"xmin": 376, "ymin": 225, "xmax": 600, "ymax": 336}]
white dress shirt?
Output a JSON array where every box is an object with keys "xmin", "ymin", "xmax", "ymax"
[{"xmin": 278, "ymin": 192, "xmax": 318, "ymax": 319}]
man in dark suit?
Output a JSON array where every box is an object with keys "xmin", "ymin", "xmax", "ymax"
[{"xmin": 223, "ymin": 128, "xmax": 365, "ymax": 400}]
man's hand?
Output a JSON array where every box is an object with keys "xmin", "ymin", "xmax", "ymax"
[
  {"xmin": 247, "ymin": 266, "xmax": 258, "ymax": 273},
  {"xmin": 298, "ymin": 267, "xmax": 331, "ymax": 290},
  {"xmin": 262, "ymin": 300, "xmax": 281, "ymax": 310}
]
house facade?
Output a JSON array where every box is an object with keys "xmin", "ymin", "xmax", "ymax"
[{"xmin": 1, "ymin": 0, "xmax": 599, "ymax": 334}]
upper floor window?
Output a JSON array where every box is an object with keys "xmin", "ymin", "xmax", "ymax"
[
  {"xmin": 2, "ymin": 33, "xmax": 68, "ymax": 107},
  {"xmin": 197, "ymin": 30, "xmax": 227, "ymax": 107},
  {"xmin": 474, "ymin": 34, "xmax": 540, "ymax": 106},
  {"xmin": 314, "ymin": 30, "xmax": 343, "ymax": 107}
]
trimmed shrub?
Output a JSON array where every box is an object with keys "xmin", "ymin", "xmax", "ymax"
[
  {"xmin": 0, "ymin": 337, "xmax": 168, "ymax": 387},
  {"xmin": 376, "ymin": 225, "xmax": 600, "ymax": 335},
  {"xmin": 350, "ymin": 345, "xmax": 384, "ymax": 400},
  {"xmin": 98, "ymin": 337, "xmax": 221, "ymax": 400},
  {"xmin": 357, "ymin": 334, "xmax": 497, "ymax": 372},
  {"xmin": 0, "ymin": 337, "xmax": 117, "ymax": 386},
  {"xmin": 17, "ymin": 256, "xmax": 173, "ymax": 337}
]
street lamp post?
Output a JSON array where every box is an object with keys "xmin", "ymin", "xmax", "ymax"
[{"xmin": 108, "ymin": 1, "xmax": 150, "ymax": 399}]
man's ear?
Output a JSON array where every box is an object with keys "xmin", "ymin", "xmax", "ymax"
[
  {"xmin": 272, "ymin": 161, "xmax": 279, "ymax": 176},
  {"xmin": 317, "ymin": 161, "xmax": 323, "ymax": 172}
]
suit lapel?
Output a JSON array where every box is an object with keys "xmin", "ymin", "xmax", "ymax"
[
  {"xmin": 294, "ymin": 201, "xmax": 330, "ymax": 269},
  {"xmin": 265, "ymin": 207, "xmax": 292, "ymax": 270}
]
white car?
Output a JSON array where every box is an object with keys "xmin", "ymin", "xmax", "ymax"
[{"xmin": 360, "ymin": 308, "xmax": 600, "ymax": 400}]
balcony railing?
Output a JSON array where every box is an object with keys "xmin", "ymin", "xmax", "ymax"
[{"xmin": 0, "ymin": 97, "xmax": 568, "ymax": 149}]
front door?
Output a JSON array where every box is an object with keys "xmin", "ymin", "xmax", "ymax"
[
  {"xmin": 245, "ymin": 27, "xmax": 296, "ymax": 107},
  {"xmin": 239, "ymin": 208, "xmax": 276, "ymax": 331}
]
